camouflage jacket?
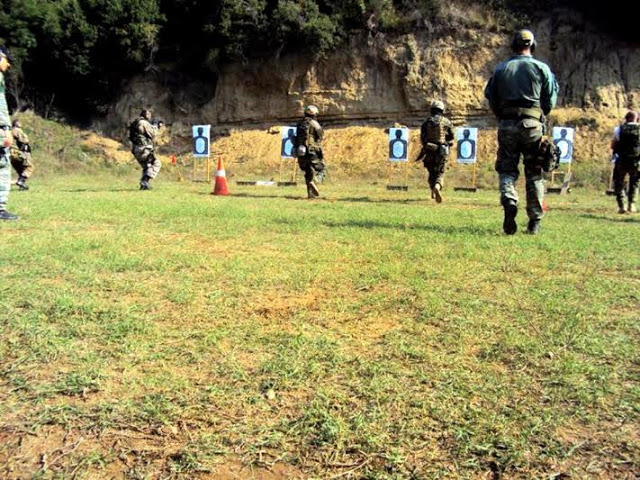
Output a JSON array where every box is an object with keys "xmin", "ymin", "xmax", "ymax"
[
  {"xmin": 131, "ymin": 117, "xmax": 158, "ymax": 148},
  {"xmin": 11, "ymin": 126, "xmax": 29, "ymax": 151}
]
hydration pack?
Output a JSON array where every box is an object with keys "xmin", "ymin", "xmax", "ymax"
[
  {"xmin": 295, "ymin": 117, "xmax": 311, "ymax": 156},
  {"xmin": 129, "ymin": 118, "xmax": 141, "ymax": 144},
  {"xmin": 614, "ymin": 122, "xmax": 640, "ymax": 159}
]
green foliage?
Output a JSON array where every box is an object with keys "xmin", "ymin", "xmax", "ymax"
[{"xmin": 0, "ymin": 0, "xmax": 621, "ymax": 118}]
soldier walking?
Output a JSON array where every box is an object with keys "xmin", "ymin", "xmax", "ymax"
[
  {"xmin": 10, "ymin": 119, "xmax": 34, "ymax": 191},
  {"xmin": 129, "ymin": 109, "xmax": 162, "ymax": 190},
  {"xmin": 484, "ymin": 29, "xmax": 558, "ymax": 234},
  {"xmin": 416, "ymin": 100, "xmax": 454, "ymax": 203},
  {"xmin": 611, "ymin": 111, "xmax": 640, "ymax": 213},
  {"xmin": 0, "ymin": 46, "xmax": 18, "ymax": 220},
  {"xmin": 295, "ymin": 105, "xmax": 326, "ymax": 199}
]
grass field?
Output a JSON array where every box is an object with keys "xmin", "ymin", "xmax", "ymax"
[{"xmin": 0, "ymin": 174, "xmax": 639, "ymax": 479}]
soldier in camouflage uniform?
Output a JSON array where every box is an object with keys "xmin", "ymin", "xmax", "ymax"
[
  {"xmin": 129, "ymin": 109, "xmax": 162, "ymax": 190},
  {"xmin": 610, "ymin": 111, "xmax": 640, "ymax": 213},
  {"xmin": 295, "ymin": 105, "xmax": 325, "ymax": 199},
  {"xmin": 0, "ymin": 46, "xmax": 18, "ymax": 220},
  {"xmin": 10, "ymin": 119, "xmax": 34, "ymax": 191},
  {"xmin": 416, "ymin": 100, "xmax": 454, "ymax": 203},
  {"xmin": 484, "ymin": 29, "xmax": 558, "ymax": 235}
]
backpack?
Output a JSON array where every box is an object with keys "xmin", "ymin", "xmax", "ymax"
[
  {"xmin": 295, "ymin": 117, "xmax": 311, "ymax": 156},
  {"xmin": 128, "ymin": 118, "xmax": 141, "ymax": 144},
  {"xmin": 614, "ymin": 122, "xmax": 640, "ymax": 159}
]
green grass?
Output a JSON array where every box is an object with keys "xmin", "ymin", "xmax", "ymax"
[{"xmin": 1, "ymin": 174, "xmax": 639, "ymax": 479}]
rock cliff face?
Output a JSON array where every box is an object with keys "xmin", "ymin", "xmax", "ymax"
[{"xmin": 107, "ymin": 6, "xmax": 640, "ymax": 174}]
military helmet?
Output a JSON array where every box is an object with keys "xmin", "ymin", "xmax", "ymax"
[
  {"xmin": 511, "ymin": 29, "xmax": 536, "ymax": 53},
  {"xmin": 430, "ymin": 100, "xmax": 445, "ymax": 113},
  {"xmin": 304, "ymin": 105, "xmax": 319, "ymax": 117}
]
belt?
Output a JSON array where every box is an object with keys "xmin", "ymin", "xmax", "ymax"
[
  {"xmin": 499, "ymin": 106, "xmax": 542, "ymax": 121},
  {"xmin": 0, "ymin": 125, "xmax": 10, "ymax": 131}
]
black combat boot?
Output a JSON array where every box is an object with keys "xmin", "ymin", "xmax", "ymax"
[
  {"xmin": 15, "ymin": 175, "xmax": 29, "ymax": 191},
  {"xmin": 502, "ymin": 200, "xmax": 518, "ymax": 235},
  {"xmin": 0, "ymin": 209, "xmax": 19, "ymax": 220},
  {"xmin": 307, "ymin": 181, "xmax": 319, "ymax": 199},
  {"xmin": 140, "ymin": 174, "xmax": 152, "ymax": 190},
  {"xmin": 617, "ymin": 197, "xmax": 626, "ymax": 214},
  {"xmin": 527, "ymin": 219, "xmax": 541, "ymax": 235}
]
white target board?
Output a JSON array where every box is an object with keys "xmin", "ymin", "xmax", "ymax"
[{"xmin": 389, "ymin": 128, "xmax": 409, "ymax": 162}]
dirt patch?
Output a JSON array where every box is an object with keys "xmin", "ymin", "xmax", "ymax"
[{"xmin": 0, "ymin": 425, "xmax": 307, "ymax": 479}]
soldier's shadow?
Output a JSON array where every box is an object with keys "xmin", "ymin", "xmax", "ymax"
[
  {"xmin": 230, "ymin": 192, "xmax": 428, "ymax": 205},
  {"xmin": 61, "ymin": 188, "xmax": 137, "ymax": 193},
  {"xmin": 320, "ymin": 219, "xmax": 496, "ymax": 235},
  {"xmin": 578, "ymin": 213, "xmax": 640, "ymax": 223}
]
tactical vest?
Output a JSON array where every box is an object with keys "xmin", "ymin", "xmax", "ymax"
[
  {"xmin": 614, "ymin": 122, "xmax": 640, "ymax": 160},
  {"xmin": 296, "ymin": 117, "xmax": 320, "ymax": 152},
  {"xmin": 421, "ymin": 115, "xmax": 449, "ymax": 146}
]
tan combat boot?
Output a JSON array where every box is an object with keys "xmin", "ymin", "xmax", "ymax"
[{"xmin": 433, "ymin": 183, "xmax": 443, "ymax": 203}]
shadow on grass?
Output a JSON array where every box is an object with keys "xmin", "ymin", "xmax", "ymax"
[
  {"xmin": 578, "ymin": 213, "xmax": 640, "ymax": 223},
  {"xmin": 228, "ymin": 192, "xmax": 431, "ymax": 205},
  {"xmin": 320, "ymin": 219, "xmax": 496, "ymax": 235},
  {"xmin": 60, "ymin": 188, "xmax": 137, "ymax": 193}
]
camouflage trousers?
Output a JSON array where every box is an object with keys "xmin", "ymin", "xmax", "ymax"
[
  {"xmin": 10, "ymin": 150, "xmax": 34, "ymax": 178},
  {"xmin": 0, "ymin": 147, "xmax": 11, "ymax": 210},
  {"xmin": 495, "ymin": 118, "xmax": 545, "ymax": 220},
  {"xmin": 132, "ymin": 145, "xmax": 162, "ymax": 179},
  {"xmin": 613, "ymin": 160, "xmax": 639, "ymax": 206},
  {"xmin": 423, "ymin": 151, "xmax": 448, "ymax": 189},
  {"xmin": 298, "ymin": 153, "xmax": 325, "ymax": 196}
]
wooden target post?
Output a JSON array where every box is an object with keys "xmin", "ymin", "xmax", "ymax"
[
  {"xmin": 386, "ymin": 161, "xmax": 410, "ymax": 191},
  {"xmin": 547, "ymin": 162, "xmax": 572, "ymax": 194},
  {"xmin": 192, "ymin": 156, "xmax": 212, "ymax": 183},
  {"xmin": 278, "ymin": 157, "xmax": 298, "ymax": 187}
]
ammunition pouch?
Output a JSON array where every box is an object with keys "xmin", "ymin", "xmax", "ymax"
[{"xmin": 438, "ymin": 144, "xmax": 450, "ymax": 156}]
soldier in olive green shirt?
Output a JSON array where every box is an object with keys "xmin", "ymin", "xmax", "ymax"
[{"xmin": 484, "ymin": 29, "xmax": 558, "ymax": 235}]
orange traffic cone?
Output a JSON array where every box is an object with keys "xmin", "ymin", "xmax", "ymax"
[{"xmin": 212, "ymin": 156, "xmax": 229, "ymax": 195}]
